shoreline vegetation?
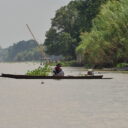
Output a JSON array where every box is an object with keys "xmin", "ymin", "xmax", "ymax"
[
  {"xmin": 44, "ymin": 0, "xmax": 128, "ymax": 68},
  {"xmin": 0, "ymin": 0, "xmax": 128, "ymax": 69},
  {"xmin": 26, "ymin": 64, "xmax": 52, "ymax": 76}
]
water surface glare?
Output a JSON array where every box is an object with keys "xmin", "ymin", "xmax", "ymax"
[{"xmin": 0, "ymin": 62, "xmax": 128, "ymax": 128}]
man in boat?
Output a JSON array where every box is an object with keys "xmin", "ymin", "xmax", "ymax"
[
  {"xmin": 87, "ymin": 69, "xmax": 94, "ymax": 75},
  {"xmin": 53, "ymin": 63, "xmax": 64, "ymax": 76}
]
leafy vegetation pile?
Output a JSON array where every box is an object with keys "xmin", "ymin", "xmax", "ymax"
[{"xmin": 26, "ymin": 65, "xmax": 52, "ymax": 76}]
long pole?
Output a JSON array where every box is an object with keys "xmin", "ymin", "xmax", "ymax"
[
  {"xmin": 26, "ymin": 24, "xmax": 44, "ymax": 65},
  {"xmin": 26, "ymin": 24, "xmax": 38, "ymax": 44}
]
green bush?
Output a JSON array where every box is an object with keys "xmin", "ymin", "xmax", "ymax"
[{"xmin": 116, "ymin": 63, "xmax": 128, "ymax": 68}]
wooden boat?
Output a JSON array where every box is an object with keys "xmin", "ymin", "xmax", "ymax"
[{"xmin": 1, "ymin": 73, "xmax": 103, "ymax": 79}]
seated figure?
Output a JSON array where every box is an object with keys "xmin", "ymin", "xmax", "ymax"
[
  {"xmin": 53, "ymin": 63, "xmax": 64, "ymax": 76},
  {"xmin": 87, "ymin": 69, "xmax": 94, "ymax": 75}
]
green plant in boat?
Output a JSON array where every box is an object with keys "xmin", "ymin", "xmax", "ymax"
[{"xmin": 26, "ymin": 64, "xmax": 52, "ymax": 76}]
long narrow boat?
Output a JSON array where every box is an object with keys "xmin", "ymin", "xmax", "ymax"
[{"xmin": 1, "ymin": 73, "xmax": 103, "ymax": 79}]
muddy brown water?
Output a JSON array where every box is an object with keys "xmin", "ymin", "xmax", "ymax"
[{"xmin": 0, "ymin": 62, "xmax": 128, "ymax": 128}]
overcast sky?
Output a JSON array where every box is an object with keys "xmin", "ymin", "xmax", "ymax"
[{"xmin": 0, "ymin": 0, "xmax": 71, "ymax": 48}]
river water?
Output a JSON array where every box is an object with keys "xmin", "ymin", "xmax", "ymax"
[{"xmin": 0, "ymin": 62, "xmax": 128, "ymax": 128}]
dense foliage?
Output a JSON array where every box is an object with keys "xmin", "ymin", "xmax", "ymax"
[
  {"xmin": 76, "ymin": 0, "xmax": 128, "ymax": 67},
  {"xmin": 44, "ymin": 0, "xmax": 108, "ymax": 59}
]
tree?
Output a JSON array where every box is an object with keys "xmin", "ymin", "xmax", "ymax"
[
  {"xmin": 76, "ymin": 0, "xmax": 128, "ymax": 67},
  {"xmin": 44, "ymin": 0, "xmax": 108, "ymax": 59}
]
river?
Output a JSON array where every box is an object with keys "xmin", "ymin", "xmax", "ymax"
[{"xmin": 0, "ymin": 62, "xmax": 128, "ymax": 128}]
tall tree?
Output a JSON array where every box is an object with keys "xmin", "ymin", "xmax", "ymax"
[{"xmin": 44, "ymin": 0, "xmax": 108, "ymax": 59}]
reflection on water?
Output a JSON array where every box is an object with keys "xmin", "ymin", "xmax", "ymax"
[{"xmin": 0, "ymin": 62, "xmax": 128, "ymax": 128}]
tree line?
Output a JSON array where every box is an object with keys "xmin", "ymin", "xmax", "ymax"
[{"xmin": 0, "ymin": 40, "xmax": 43, "ymax": 62}]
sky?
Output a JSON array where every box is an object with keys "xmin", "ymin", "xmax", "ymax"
[{"xmin": 0, "ymin": 0, "xmax": 71, "ymax": 48}]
